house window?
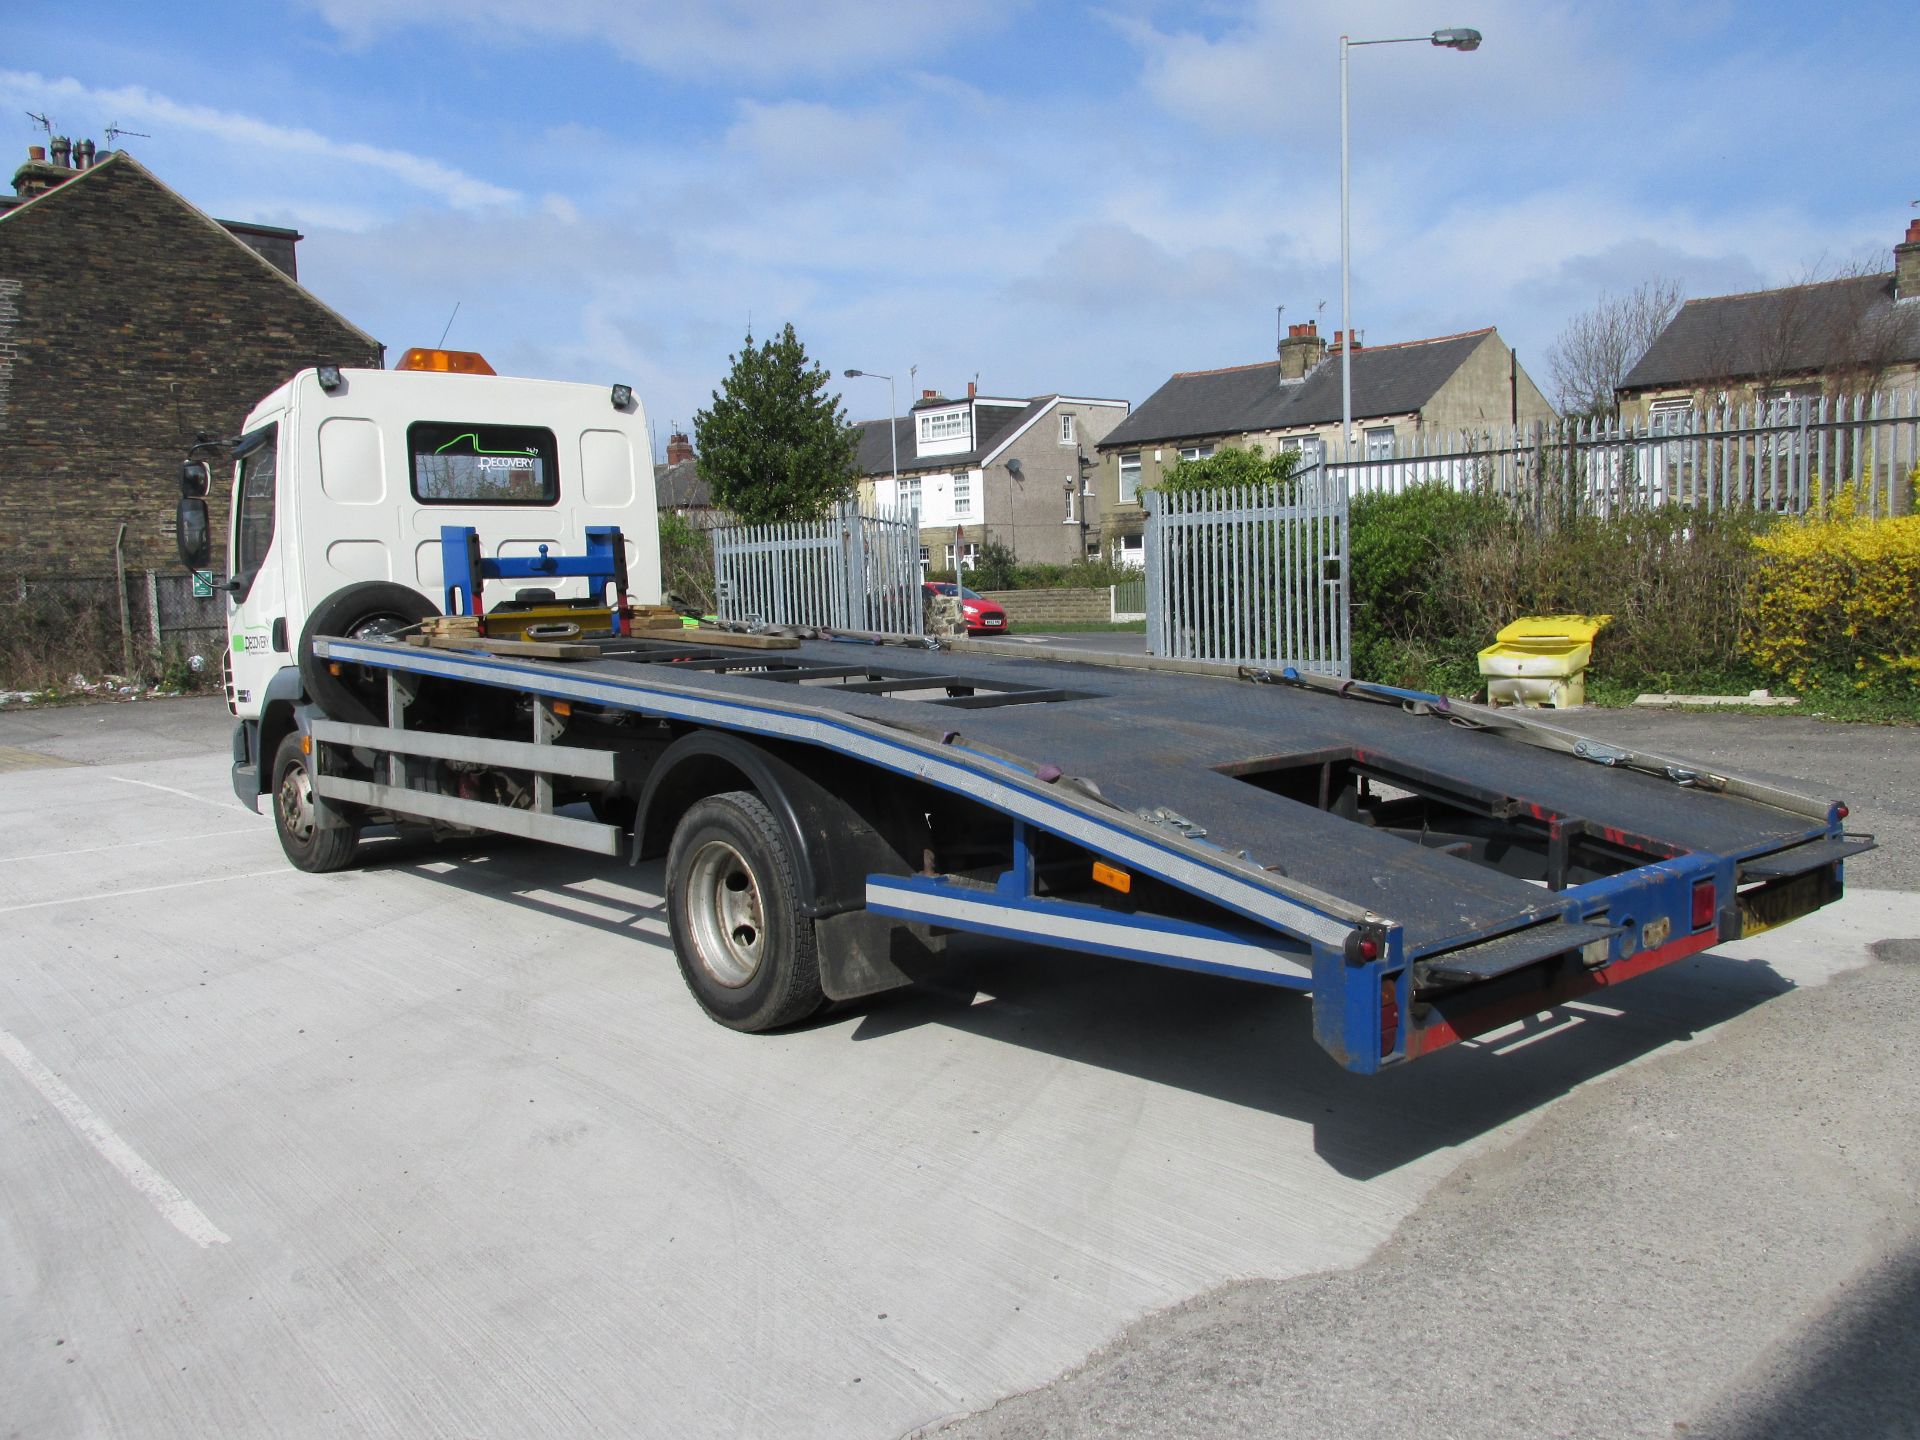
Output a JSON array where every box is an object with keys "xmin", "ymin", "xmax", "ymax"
[
  {"xmin": 900, "ymin": 476, "xmax": 922, "ymax": 515},
  {"xmin": 919, "ymin": 546, "xmax": 931, "ymax": 566},
  {"xmin": 1119, "ymin": 533, "xmax": 1145, "ymax": 568},
  {"xmin": 1178, "ymin": 444, "xmax": 1215, "ymax": 462},
  {"xmin": 1064, "ymin": 484, "xmax": 1076, "ymax": 522},
  {"xmin": 1118, "ymin": 451, "xmax": 1142, "ymax": 503},
  {"xmin": 946, "ymin": 542, "xmax": 979, "ymax": 571},
  {"xmin": 1060, "ymin": 413, "xmax": 1077, "ymax": 445},
  {"xmin": 1648, "ymin": 397, "xmax": 1694, "ymax": 434},
  {"xmin": 952, "ymin": 474, "xmax": 973, "ymax": 515},
  {"xmin": 919, "ymin": 410, "xmax": 967, "ymax": 444},
  {"xmin": 1279, "ymin": 435, "xmax": 1326, "ymax": 472},
  {"xmin": 1364, "ymin": 427, "xmax": 1395, "ymax": 460}
]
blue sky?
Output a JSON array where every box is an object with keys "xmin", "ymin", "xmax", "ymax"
[{"xmin": 6, "ymin": 0, "xmax": 1916, "ymax": 455}]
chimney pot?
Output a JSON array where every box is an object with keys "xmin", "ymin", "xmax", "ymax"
[
  {"xmin": 922, "ymin": 389, "xmax": 937, "ymax": 400},
  {"xmin": 50, "ymin": 135, "xmax": 71, "ymax": 168},
  {"xmin": 665, "ymin": 431, "xmax": 694, "ymax": 465},
  {"xmin": 1906, "ymin": 218, "xmax": 1920, "ymax": 245},
  {"xmin": 27, "ymin": 145, "xmax": 44, "ymax": 162},
  {"xmin": 967, "ymin": 381, "xmax": 976, "ymax": 398}
]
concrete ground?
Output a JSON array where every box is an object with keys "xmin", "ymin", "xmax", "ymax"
[{"xmin": 0, "ymin": 696, "xmax": 1914, "ymax": 1439}]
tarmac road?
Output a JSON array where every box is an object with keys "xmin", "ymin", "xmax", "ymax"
[{"xmin": 1, "ymin": 696, "xmax": 1914, "ymax": 1439}]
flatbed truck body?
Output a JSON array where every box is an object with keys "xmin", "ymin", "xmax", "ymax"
[
  {"xmin": 172, "ymin": 356, "xmax": 1869, "ymax": 1075},
  {"xmin": 304, "ymin": 627, "xmax": 1867, "ymax": 1073}
]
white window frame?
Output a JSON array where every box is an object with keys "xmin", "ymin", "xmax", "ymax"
[
  {"xmin": 1364, "ymin": 427, "xmax": 1395, "ymax": 461},
  {"xmin": 945, "ymin": 542, "xmax": 979, "ymax": 571},
  {"xmin": 918, "ymin": 409, "xmax": 967, "ymax": 444},
  {"xmin": 952, "ymin": 473, "xmax": 973, "ymax": 516},
  {"xmin": 1177, "ymin": 444, "xmax": 1215, "ymax": 463},
  {"xmin": 1059, "ymin": 413, "xmax": 1076, "ymax": 446},
  {"xmin": 1118, "ymin": 451, "xmax": 1142, "ymax": 504},
  {"xmin": 1648, "ymin": 396, "xmax": 1694, "ymax": 434},
  {"xmin": 1279, "ymin": 435, "xmax": 1326, "ymax": 471},
  {"xmin": 900, "ymin": 475, "xmax": 922, "ymax": 515},
  {"xmin": 1063, "ymin": 483, "xmax": 1076, "ymax": 523}
]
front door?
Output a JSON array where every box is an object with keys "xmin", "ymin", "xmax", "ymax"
[{"xmin": 226, "ymin": 419, "xmax": 287, "ymax": 717}]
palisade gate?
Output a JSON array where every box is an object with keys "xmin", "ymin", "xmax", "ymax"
[
  {"xmin": 1144, "ymin": 477, "xmax": 1351, "ymax": 676},
  {"xmin": 712, "ymin": 501, "xmax": 924, "ymax": 635}
]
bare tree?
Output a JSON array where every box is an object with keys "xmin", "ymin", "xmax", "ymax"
[{"xmin": 1546, "ymin": 278, "xmax": 1684, "ymax": 417}]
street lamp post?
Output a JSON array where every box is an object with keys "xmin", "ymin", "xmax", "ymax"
[
  {"xmin": 1340, "ymin": 27, "xmax": 1481, "ymax": 461},
  {"xmin": 842, "ymin": 368, "xmax": 898, "ymax": 505}
]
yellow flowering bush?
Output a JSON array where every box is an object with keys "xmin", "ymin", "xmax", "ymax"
[{"xmin": 1745, "ymin": 491, "xmax": 1920, "ymax": 695}]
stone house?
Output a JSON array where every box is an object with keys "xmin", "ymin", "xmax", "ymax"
[
  {"xmin": 852, "ymin": 386, "xmax": 1129, "ymax": 571},
  {"xmin": 1616, "ymin": 218, "xmax": 1920, "ymax": 428},
  {"xmin": 1092, "ymin": 322, "xmax": 1552, "ymax": 565},
  {"xmin": 0, "ymin": 144, "xmax": 382, "ymax": 580}
]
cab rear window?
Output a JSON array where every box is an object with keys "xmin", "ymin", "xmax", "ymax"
[{"xmin": 408, "ymin": 421, "xmax": 560, "ymax": 505}]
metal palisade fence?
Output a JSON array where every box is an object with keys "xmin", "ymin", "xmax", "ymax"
[
  {"xmin": 1145, "ymin": 480, "xmax": 1350, "ymax": 676},
  {"xmin": 712, "ymin": 501, "xmax": 924, "ymax": 635},
  {"xmin": 1328, "ymin": 389, "xmax": 1919, "ymax": 517}
]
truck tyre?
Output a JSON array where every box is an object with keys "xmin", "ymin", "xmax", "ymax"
[
  {"xmin": 298, "ymin": 581, "xmax": 439, "ymax": 727},
  {"xmin": 271, "ymin": 732, "xmax": 359, "ymax": 873},
  {"xmin": 666, "ymin": 790, "xmax": 824, "ymax": 1031}
]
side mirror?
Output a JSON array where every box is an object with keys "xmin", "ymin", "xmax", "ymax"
[
  {"xmin": 180, "ymin": 459, "xmax": 210, "ymax": 497},
  {"xmin": 176, "ymin": 497, "xmax": 211, "ymax": 570}
]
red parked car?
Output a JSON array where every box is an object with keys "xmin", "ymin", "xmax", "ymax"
[{"xmin": 924, "ymin": 581, "xmax": 1009, "ymax": 634}]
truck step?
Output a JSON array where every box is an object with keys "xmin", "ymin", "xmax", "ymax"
[{"xmin": 1415, "ymin": 919, "xmax": 1622, "ymax": 989}]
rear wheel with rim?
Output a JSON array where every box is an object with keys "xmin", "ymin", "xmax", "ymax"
[
  {"xmin": 271, "ymin": 732, "xmax": 359, "ymax": 873},
  {"xmin": 665, "ymin": 790, "xmax": 823, "ymax": 1031}
]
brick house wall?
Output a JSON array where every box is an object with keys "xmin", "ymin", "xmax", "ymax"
[{"xmin": 0, "ymin": 152, "xmax": 383, "ymax": 580}]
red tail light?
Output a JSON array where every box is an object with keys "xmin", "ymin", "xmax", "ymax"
[
  {"xmin": 1380, "ymin": 976, "xmax": 1400, "ymax": 1057},
  {"xmin": 1691, "ymin": 878, "xmax": 1716, "ymax": 931}
]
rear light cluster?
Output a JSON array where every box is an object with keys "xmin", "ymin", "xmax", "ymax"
[
  {"xmin": 1380, "ymin": 976, "xmax": 1400, "ymax": 1058},
  {"xmin": 1691, "ymin": 878, "xmax": 1717, "ymax": 932}
]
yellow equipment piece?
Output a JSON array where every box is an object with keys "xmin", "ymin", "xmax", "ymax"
[{"xmin": 1477, "ymin": 614, "xmax": 1612, "ymax": 709}]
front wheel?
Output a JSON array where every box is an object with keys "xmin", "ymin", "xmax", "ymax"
[
  {"xmin": 272, "ymin": 732, "xmax": 359, "ymax": 873},
  {"xmin": 665, "ymin": 791, "xmax": 823, "ymax": 1031}
]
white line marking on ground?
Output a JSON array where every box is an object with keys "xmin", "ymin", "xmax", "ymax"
[
  {"xmin": 105, "ymin": 775, "xmax": 242, "ymax": 811},
  {"xmin": 0, "ymin": 1027, "xmax": 231, "ymax": 1247},
  {"xmin": 0, "ymin": 868, "xmax": 292, "ymax": 915},
  {"xmin": 0, "ymin": 827, "xmax": 261, "ymax": 864}
]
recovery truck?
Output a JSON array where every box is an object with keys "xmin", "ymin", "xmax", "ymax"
[{"xmin": 171, "ymin": 349, "xmax": 1874, "ymax": 1074}]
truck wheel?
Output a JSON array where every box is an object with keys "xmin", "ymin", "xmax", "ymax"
[
  {"xmin": 298, "ymin": 581, "xmax": 439, "ymax": 727},
  {"xmin": 272, "ymin": 732, "xmax": 359, "ymax": 873},
  {"xmin": 666, "ymin": 791, "xmax": 823, "ymax": 1031}
]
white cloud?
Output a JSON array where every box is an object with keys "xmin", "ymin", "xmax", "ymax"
[
  {"xmin": 304, "ymin": 0, "xmax": 1021, "ymax": 85},
  {"xmin": 0, "ymin": 69, "xmax": 519, "ymax": 210}
]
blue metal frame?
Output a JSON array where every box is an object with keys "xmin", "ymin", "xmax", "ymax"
[{"xmin": 440, "ymin": 524, "xmax": 627, "ymax": 619}]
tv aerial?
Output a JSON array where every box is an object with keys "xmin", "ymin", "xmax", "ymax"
[{"xmin": 104, "ymin": 123, "xmax": 151, "ymax": 145}]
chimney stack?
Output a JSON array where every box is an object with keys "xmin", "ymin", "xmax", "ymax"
[
  {"xmin": 1329, "ymin": 329, "xmax": 1363, "ymax": 355},
  {"xmin": 967, "ymin": 381, "xmax": 976, "ymax": 398},
  {"xmin": 1896, "ymin": 217, "xmax": 1920, "ymax": 303},
  {"xmin": 665, "ymin": 431, "xmax": 694, "ymax": 465},
  {"xmin": 1278, "ymin": 320, "xmax": 1328, "ymax": 381},
  {"xmin": 12, "ymin": 140, "xmax": 80, "ymax": 200}
]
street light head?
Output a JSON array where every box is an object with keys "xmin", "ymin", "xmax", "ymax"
[
  {"xmin": 843, "ymin": 369, "xmax": 863, "ymax": 377},
  {"xmin": 1431, "ymin": 26, "xmax": 1482, "ymax": 50}
]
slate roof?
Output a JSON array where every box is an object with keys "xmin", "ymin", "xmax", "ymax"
[
  {"xmin": 852, "ymin": 397, "xmax": 1051, "ymax": 477},
  {"xmin": 653, "ymin": 458, "xmax": 711, "ymax": 509},
  {"xmin": 1097, "ymin": 329, "xmax": 1496, "ymax": 449},
  {"xmin": 1618, "ymin": 273, "xmax": 1920, "ymax": 392}
]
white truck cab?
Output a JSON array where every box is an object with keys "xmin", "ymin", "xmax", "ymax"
[{"xmin": 175, "ymin": 349, "xmax": 659, "ymax": 806}]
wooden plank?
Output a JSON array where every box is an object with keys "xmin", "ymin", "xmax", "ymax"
[
  {"xmin": 679, "ymin": 628, "xmax": 801, "ymax": 650},
  {"xmin": 410, "ymin": 634, "xmax": 601, "ymax": 660}
]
